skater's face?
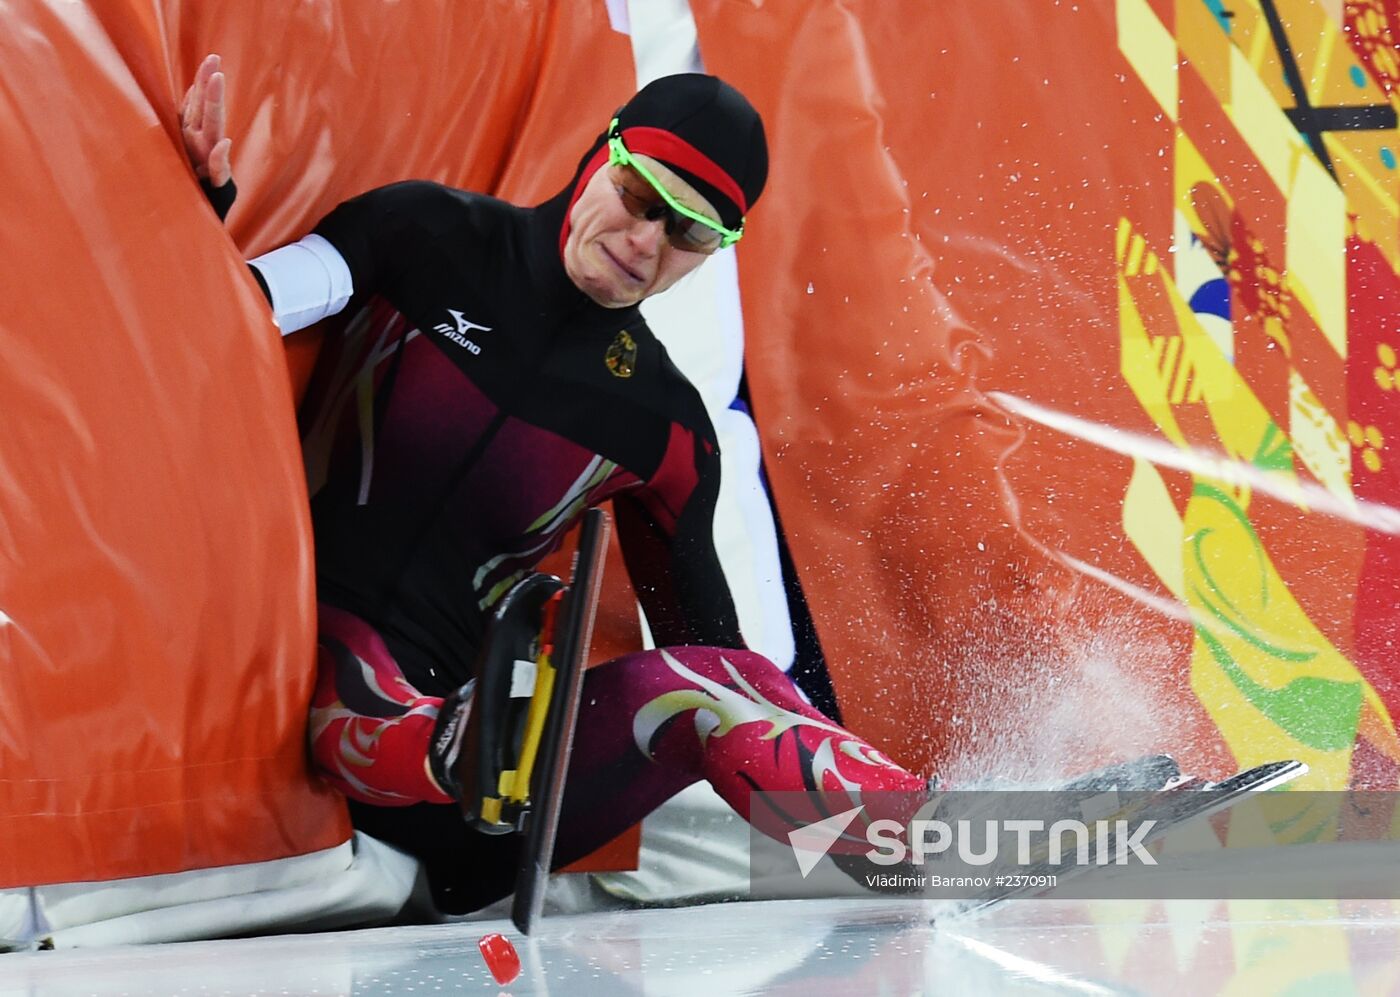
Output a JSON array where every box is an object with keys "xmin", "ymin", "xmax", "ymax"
[{"xmin": 563, "ymin": 154, "xmax": 717, "ymax": 309}]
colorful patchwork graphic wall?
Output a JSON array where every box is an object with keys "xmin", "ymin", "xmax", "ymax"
[
  {"xmin": 697, "ymin": 0, "xmax": 1400, "ymax": 790},
  {"xmin": 1117, "ymin": 0, "xmax": 1400, "ymax": 789}
]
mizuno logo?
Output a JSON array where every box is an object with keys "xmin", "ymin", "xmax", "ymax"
[{"xmin": 434, "ymin": 309, "xmax": 492, "ymax": 355}]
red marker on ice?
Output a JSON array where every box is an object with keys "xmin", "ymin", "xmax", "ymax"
[{"xmin": 478, "ymin": 932, "xmax": 522, "ymax": 985}]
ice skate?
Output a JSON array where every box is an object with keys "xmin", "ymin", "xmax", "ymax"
[
  {"xmin": 953, "ymin": 758, "xmax": 1308, "ymax": 914},
  {"xmin": 427, "ymin": 510, "xmax": 610, "ymax": 930},
  {"xmin": 428, "ymin": 571, "xmax": 568, "ymax": 835}
]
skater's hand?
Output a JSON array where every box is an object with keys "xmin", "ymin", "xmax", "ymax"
[{"xmin": 181, "ymin": 53, "xmax": 232, "ymax": 187}]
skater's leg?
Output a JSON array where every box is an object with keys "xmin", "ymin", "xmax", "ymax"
[
  {"xmin": 552, "ymin": 645, "xmax": 926, "ymax": 864},
  {"xmin": 390, "ymin": 644, "xmax": 924, "ymax": 912},
  {"xmin": 308, "ymin": 603, "xmax": 455, "ymax": 806},
  {"xmin": 309, "ymin": 625, "xmax": 925, "ymax": 913}
]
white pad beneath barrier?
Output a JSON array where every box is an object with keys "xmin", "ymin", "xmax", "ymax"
[{"xmin": 3, "ymin": 833, "xmax": 416, "ymax": 948}]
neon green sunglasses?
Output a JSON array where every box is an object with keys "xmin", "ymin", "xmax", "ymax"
[{"xmin": 606, "ymin": 119, "xmax": 744, "ymax": 252}]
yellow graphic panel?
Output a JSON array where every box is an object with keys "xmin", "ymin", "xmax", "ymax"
[
  {"xmin": 1227, "ymin": 44, "xmax": 1308, "ymax": 197},
  {"xmin": 1117, "ymin": 0, "xmax": 1178, "ymax": 121},
  {"xmin": 1122, "ymin": 457, "xmax": 1187, "ymax": 603},
  {"xmin": 1288, "ymin": 369, "xmax": 1352, "ymax": 502},
  {"xmin": 1285, "ymin": 151, "xmax": 1346, "ymax": 357}
]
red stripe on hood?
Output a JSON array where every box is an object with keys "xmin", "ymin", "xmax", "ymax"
[{"xmin": 621, "ymin": 126, "xmax": 747, "ymax": 213}]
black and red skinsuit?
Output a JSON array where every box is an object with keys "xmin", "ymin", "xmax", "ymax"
[
  {"xmin": 304, "ymin": 177, "xmax": 743, "ymax": 688},
  {"xmin": 225, "ymin": 81, "xmax": 924, "ymax": 915}
]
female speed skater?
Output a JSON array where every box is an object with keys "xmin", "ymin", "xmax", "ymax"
[{"xmin": 182, "ymin": 54, "xmax": 928, "ymax": 914}]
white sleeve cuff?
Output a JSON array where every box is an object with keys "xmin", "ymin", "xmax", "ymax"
[{"xmin": 248, "ymin": 233, "xmax": 354, "ymax": 336}]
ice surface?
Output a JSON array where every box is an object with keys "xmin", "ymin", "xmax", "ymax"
[{"xmin": 6, "ymin": 895, "xmax": 1400, "ymax": 995}]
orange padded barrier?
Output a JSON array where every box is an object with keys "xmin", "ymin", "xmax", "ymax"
[{"xmin": 0, "ymin": 0, "xmax": 636, "ymax": 888}]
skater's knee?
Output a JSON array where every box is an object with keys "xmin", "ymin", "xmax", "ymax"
[
  {"xmin": 314, "ymin": 604, "xmax": 432, "ymax": 709},
  {"xmin": 643, "ymin": 644, "xmax": 782, "ymax": 678},
  {"xmin": 651, "ymin": 645, "xmax": 803, "ymax": 697},
  {"xmin": 587, "ymin": 645, "xmax": 818, "ymax": 723}
]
